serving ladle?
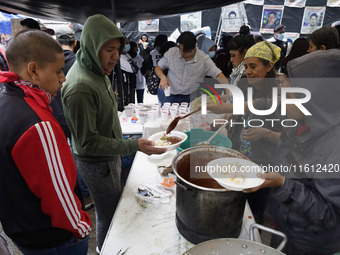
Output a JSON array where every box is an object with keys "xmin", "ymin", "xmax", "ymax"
[
  {"xmin": 166, "ymin": 109, "xmax": 200, "ymax": 134},
  {"xmin": 195, "ymin": 122, "xmax": 228, "ymax": 146}
]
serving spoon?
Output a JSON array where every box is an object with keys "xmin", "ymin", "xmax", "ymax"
[
  {"xmin": 195, "ymin": 122, "xmax": 228, "ymax": 146},
  {"xmin": 166, "ymin": 108, "xmax": 200, "ymax": 134}
]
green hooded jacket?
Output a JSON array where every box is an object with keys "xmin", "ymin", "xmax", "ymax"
[{"xmin": 61, "ymin": 14, "xmax": 139, "ymax": 161}]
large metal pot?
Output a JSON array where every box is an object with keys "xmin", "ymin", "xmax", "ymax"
[
  {"xmin": 183, "ymin": 223, "xmax": 288, "ymax": 255},
  {"xmin": 172, "ymin": 145, "xmax": 249, "ymax": 244}
]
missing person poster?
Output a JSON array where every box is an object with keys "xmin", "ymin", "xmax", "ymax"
[
  {"xmin": 244, "ymin": 0, "xmax": 264, "ymax": 5},
  {"xmin": 300, "ymin": 6, "xmax": 325, "ymax": 34},
  {"xmin": 222, "ymin": 4, "xmax": 242, "ymax": 33},
  {"xmin": 284, "ymin": 32, "xmax": 301, "ymax": 55},
  {"xmin": 260, "ymin": 5, "xmax": 284, "ymax": 34},
  {"xmin": 180, "ymin": 12, "xmax": 202, "ymax": 32},
  {"xmin": 284, "ymin": 0, "xmax": 306, "ymax": 8},
  {"xmin": 327, "ymin": 0, "xmax": 340, "ymax": 7},
  {"xmin": 138, "ymin": 19, "xmax": 159, "ymax": 32}
]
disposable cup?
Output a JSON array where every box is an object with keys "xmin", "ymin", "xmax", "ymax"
[
  {"xmin": 170, "ymin": 108, "xmax": 177, "ymax": 119},
  {"xmin": 139, "ymin": 113, "xmax": 147, "ymax": 124},
  {"xmin": 164, "ymin": 87, "xmax": 171, "ymax": 97},
  {"xmin": 134, "ymin": 105, "xmax": 141, "ymax": 116},
  {"xmin": 124, "ymin": 106, "xmax": 134, "ymax": 117},
  {"xmin": 161, "ymin": 109, "xmax": 169, "ymax": 121},
  {"xmin": 147, "ymin": 110, "xmax": 156, "ymax": 122},
  {"xmin": 180, "ymin": 102, "xmax": 188, "ymax": 108}
]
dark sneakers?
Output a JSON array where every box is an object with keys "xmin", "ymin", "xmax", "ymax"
[{"xmin": 83, "ymin": 195, "xmax": 94, "ymax": 210}]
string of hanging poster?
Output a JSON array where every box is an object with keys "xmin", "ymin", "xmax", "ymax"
[{"xmin": 244, "ymin": 0, "xmax": 339, "ymax": 34}]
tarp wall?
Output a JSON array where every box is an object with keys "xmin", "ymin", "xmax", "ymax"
[{"xmin": 121, "ymin": 0, "xmax": 340, "ymax": 42}]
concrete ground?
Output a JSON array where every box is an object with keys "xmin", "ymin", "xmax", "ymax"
[
  {"xmin": 0, "ymin": 90, "xmax": 273, "ymax": 254},
  {"xmin": 0, "ymin": 209, "xmax": 273, "ymax": 255}
]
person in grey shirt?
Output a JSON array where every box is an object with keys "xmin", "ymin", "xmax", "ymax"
[{"xmin": 155, "ymin": 31, "xmax": 228, "ymax": 104}]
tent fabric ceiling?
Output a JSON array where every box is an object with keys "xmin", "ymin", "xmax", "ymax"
[{"xmin": 0, "ymin": 0, "xmax": 240, "ymax": 24}]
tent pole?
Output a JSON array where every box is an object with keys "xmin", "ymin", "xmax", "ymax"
[
  {"xmin": 111, "ymin": 0, "xmax": 117, "ymax": 23},
  {"xmin": 110, "ymin": 0, "xmax": 124, "ymax": 110}
]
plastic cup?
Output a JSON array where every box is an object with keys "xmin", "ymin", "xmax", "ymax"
[
  {"xmin": 139, "ymin": 113, "xmax": 147, "ymax": 124},
  {"xmin": 164, "ymin": 87, "xmax": 171, "ymax": 97},
  {"xmin": 134, "ymin": 105, "xmax": 141, "ymax": 116},
  {"xmin": 179, "ymin": 106, "xmax": 187, "ymax": 113},
  {"xmin": 140, "ymin": 107, "xmax": 148, "ymax": 114},
  {"xmin": 179, "ymin": 110, "xmax": 187, "ymax": 117},
  {"xmin": 124, "ymin": 106, "xmax": 134, "ymax": 117},
  {"xmin": 147, "ymin": 110, "xmax": 156, "ymax": 122},
  {"xmin": 172, "ymin": 103, "xmax": 179, "ymax": 108},
  {"xmin": 153, "ymin": 103, "xmax": 161, "ymax": 109},
  {"xmin": 164, "ymin": 102, "xmax": 171, "ymax": 107},
  {"xmin": 152, "ymin": 105, "xmax": 160, "ymax": 116},
  {"xmin": 179, "ymin": 112, "xmax": 187, "ymax": 117},
  {"xmin": 145, "ymin": 104, "xmax": 152, "ymax": 111},
  {"xmin": 170, "ymin": 108, "xmax": 177, "ymax": 119},
  {"xmin": 161, "ymin": 109, "xmax": 169, "ymax": 121},
  {"xmin": 180, "ymin": 102, "xmax": 188, "ymax": 108}
]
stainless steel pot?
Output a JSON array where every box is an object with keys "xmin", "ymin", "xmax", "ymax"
[
  {"xmin": 172, "ymin": 146, "xmax": 250, "ymax": 244},
  {"xmin": 183, "ymin": 223, "xmax": 288, "ymax": 255}
]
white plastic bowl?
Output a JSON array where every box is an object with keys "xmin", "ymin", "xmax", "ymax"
[
  {"xmin": 148, "ymin": 131, "xmax": 187, "ymax": 151},
  {"xmin": 207, "ymin": 158, "xmax": 265, "ymax": 191}
]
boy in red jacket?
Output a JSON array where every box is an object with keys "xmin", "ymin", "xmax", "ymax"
[{"xmin": 0, "ymin": 30, "xmax": 91, "ymax": 254}]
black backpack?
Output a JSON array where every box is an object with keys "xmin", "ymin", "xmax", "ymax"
[{"xmin": 145, "ymin": 68, "xmax": 160, "ymax": 95}]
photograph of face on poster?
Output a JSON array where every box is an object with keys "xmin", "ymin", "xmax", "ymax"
[
  {"xmin": 284, "ymin": 0, "xmax": 306, "ymax": 8},
  {"xmin": 222, "ymin": 4, "xmax": 242, "ymax": 33},
  {"xmin": 260, "ymin": 5, "xmax": 283, "ymax": 34},
  {"xmin": 138, "ymin": 19, "xmax": 159, "ymax": 32},
  {"xmin": 300, "ymin": 7, "xmax": 325, "ymax": 34},
  {"xmin": 180, "ymin": 12, "xmax": 202, "ymax": 32},
  {"xmin": 260, "ymin": 5, "xmax": 284, "ymax": 33}
]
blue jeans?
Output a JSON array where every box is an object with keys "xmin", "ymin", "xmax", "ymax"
[
  {"xmin": 168, "ymin": 94, "xmax": 190, "ymax": 104},
  {"xmin": 157, "ymin": 87, "xmax": 166, "ymax": 105},
  {"xmin": 14, "ymin": 235, "xmax": 89, "ymax": 255},
  {"xmin": 136, "ymin": 89, "xmax": 144, "ymax": 103}
]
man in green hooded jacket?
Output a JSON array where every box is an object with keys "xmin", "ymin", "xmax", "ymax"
[{"xmin": 61, "ymin": 14, "xmax": 165, "ymax": 252}]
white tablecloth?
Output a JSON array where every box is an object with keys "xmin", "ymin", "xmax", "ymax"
[{"xmin": 101, "ymin": 151, "xmax": 261, "ymax": 255}]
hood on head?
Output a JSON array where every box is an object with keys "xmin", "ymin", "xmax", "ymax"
[
  {"xmin": 287, "ymin": 49, "xmax": 340, "ymax": 138},
  {"xmin": 77, "ymin": 14, "xmax": 125, "ymax": 75},
  {"xmin": 200, "ymin": 37, "xmax": 216, "ymax": 55}
]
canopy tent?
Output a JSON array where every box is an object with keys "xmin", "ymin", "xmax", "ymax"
[
  {"xmin": 0, "ymin": 0, "xmax": 241, "ymax": 24},
  {"xmin": 0, "ymin": 11, "xmax": 26, "ymax": 34}
]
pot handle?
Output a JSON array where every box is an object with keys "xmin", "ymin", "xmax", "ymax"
[
  {"xmin": 174, "ymin": 181, "xmax": 188, "ymax": 191},
  {"xmin": 249, "ymin": 223, "xmax": 287, "ymax": 252}
]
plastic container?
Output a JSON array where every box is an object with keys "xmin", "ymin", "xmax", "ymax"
[{"xmin": 176, "ymin": 128, "xmax": 232, "ymax": 153}]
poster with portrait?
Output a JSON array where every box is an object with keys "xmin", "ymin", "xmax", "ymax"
[
  {"xmin": 284, "ymin": 32, "xmax": 300, "ymax": 54},
  {"xmin": 138, "ymin": 19, "xmax": 159, "ymax": 32},
  {"xmin": 284, "ymin": 0, "xmax": 306, "ymax": 8},
  {"xmin": 244, "ymin": 0, "xmax": 264, "ymax": 6},
  {"xmin": 285, "ymin": 32, "xmax": 300, "ymax": 43},
  {"xmin": 221, "ymin": 4, "xmax": 242, "ymax": 33},
  {"xmin": 300, "ymin": 6, "xmax": 325, "ymax": 34},
  {"xmin": 260, "ymin": 5, "xmax": 284, "ymax": 34},
  {"xmin": 327, "ymin": 0, "xmax": 340, "ymax": 7},
  {"xmin": 180, "ymin": 12, "xmax": 202, "ymax": 32}
]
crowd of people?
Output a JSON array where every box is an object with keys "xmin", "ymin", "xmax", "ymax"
[{"xmin": 0, "ymin": 12, "xmax": 340, "ymax": 255}]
